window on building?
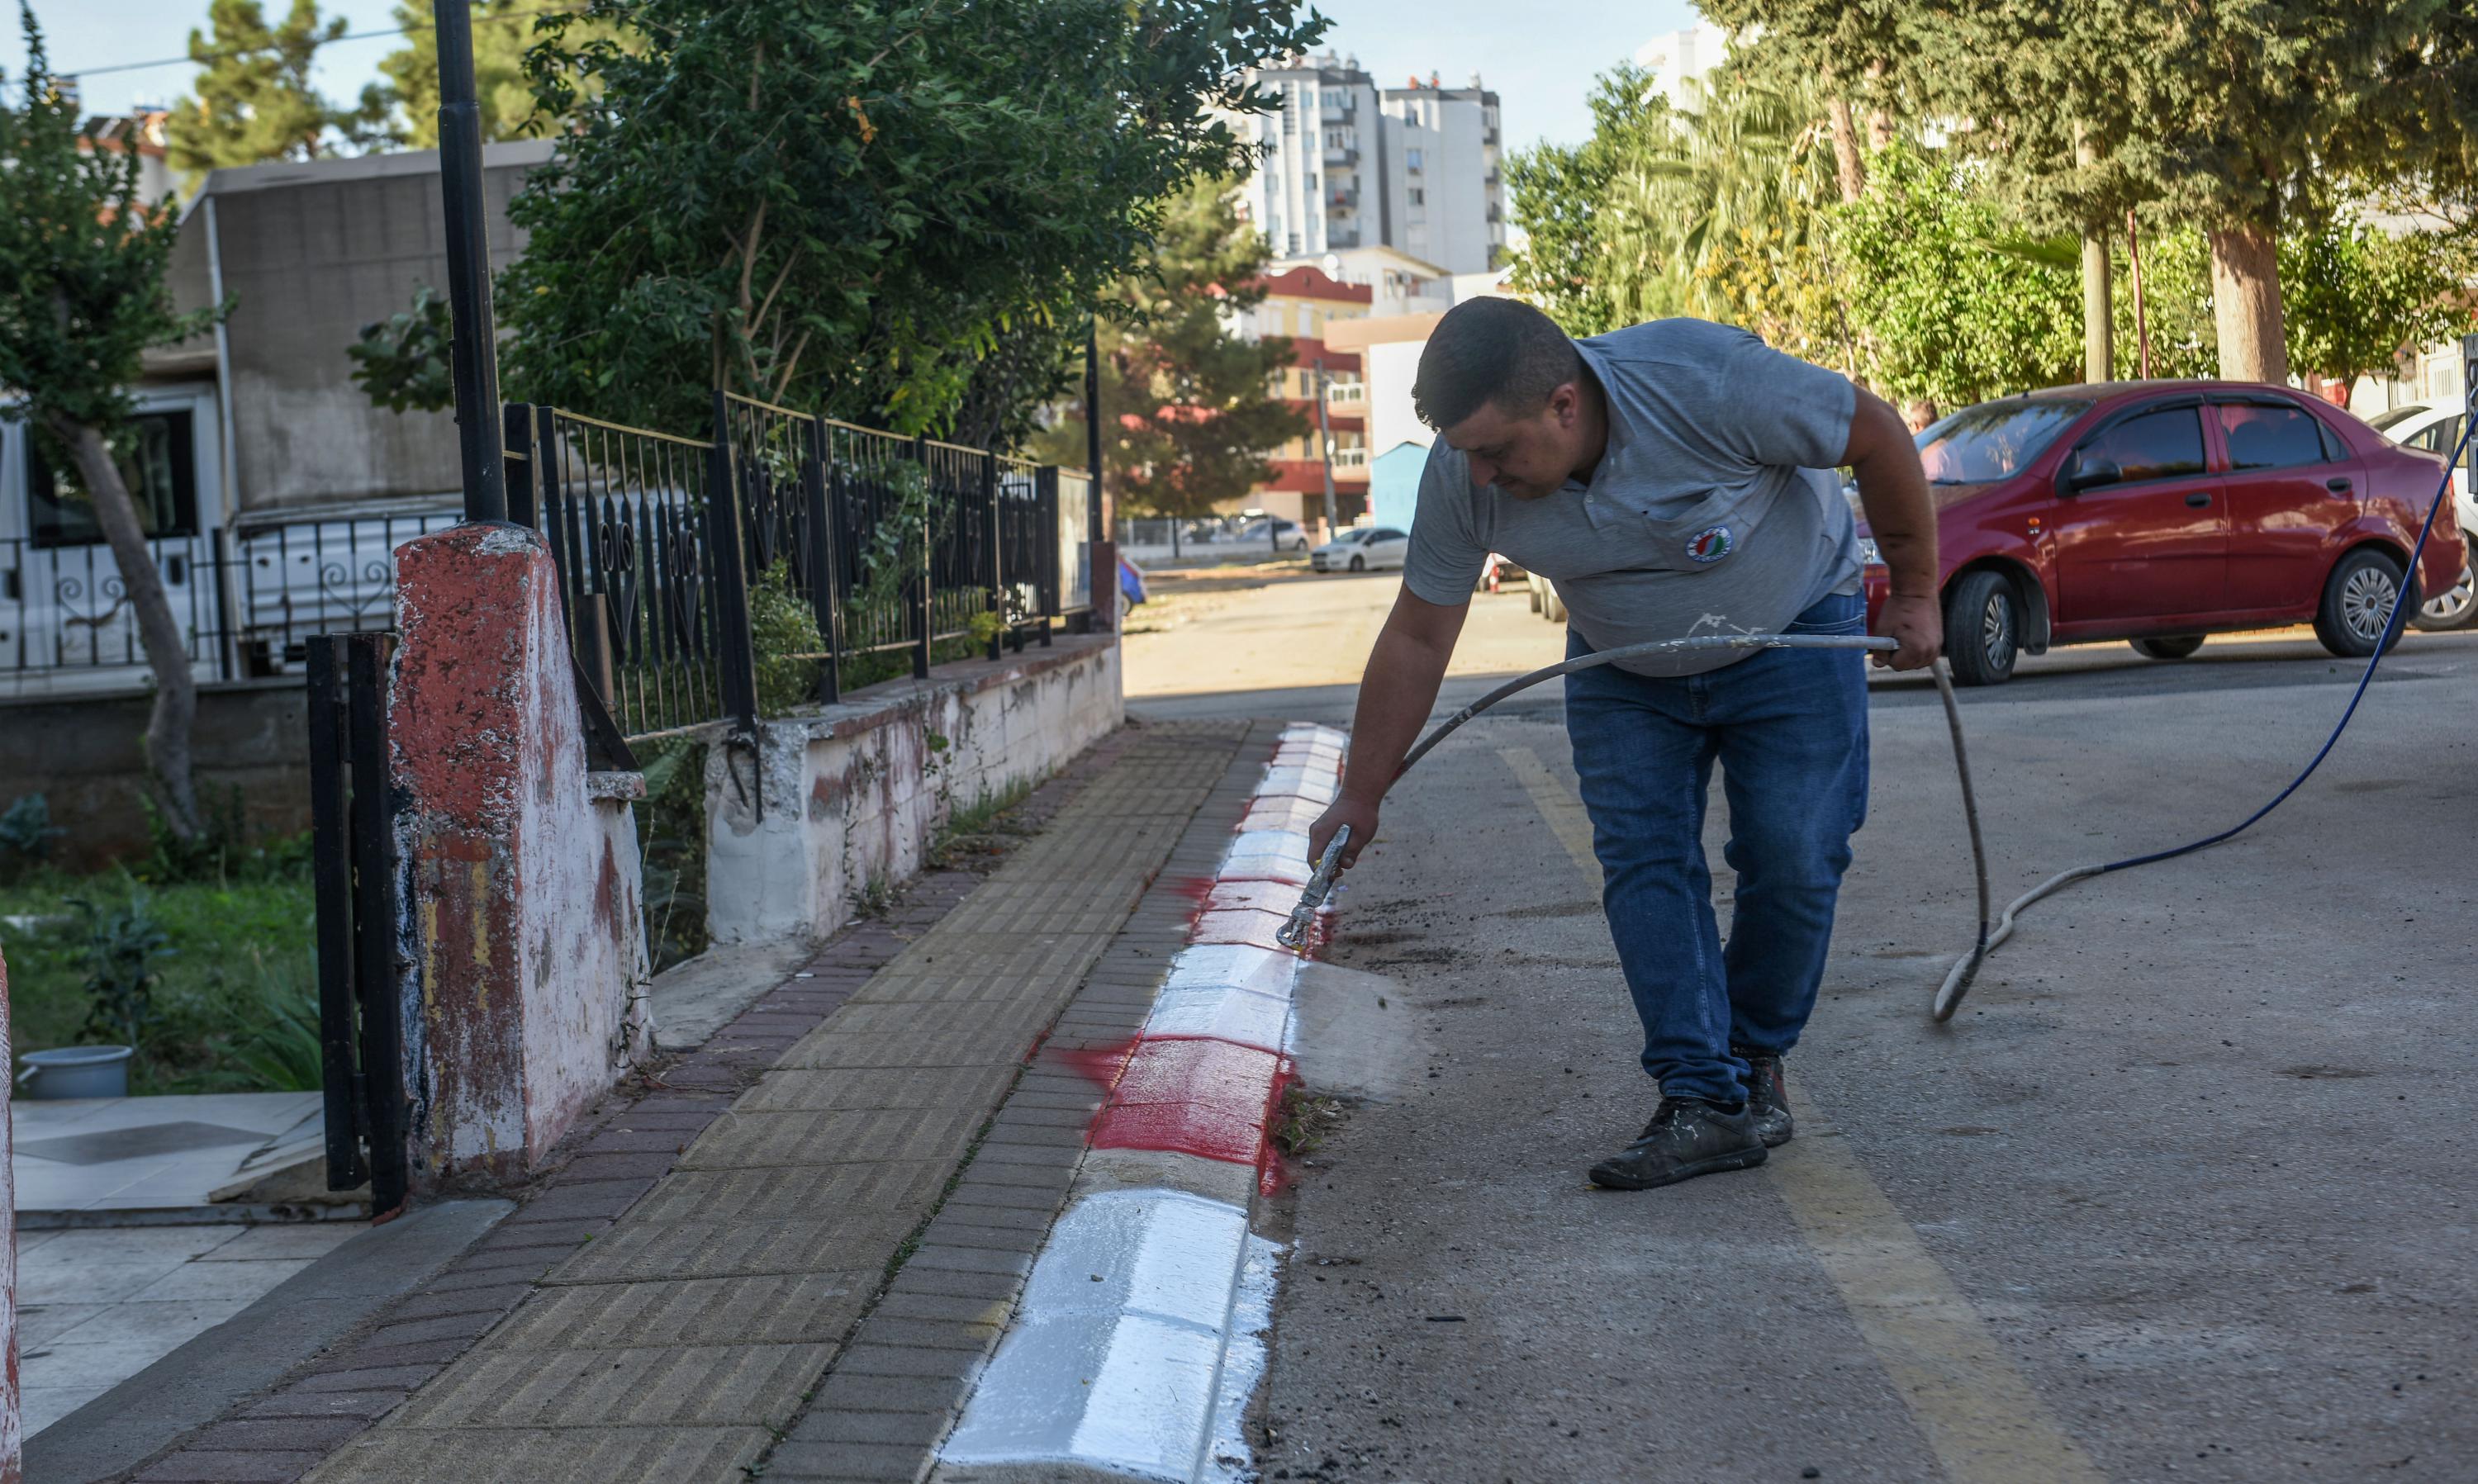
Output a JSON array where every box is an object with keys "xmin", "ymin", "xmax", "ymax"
[
  {"xmin": 1406, "ymin": 148, "xmax": 1423, "ymax": 171},
  {"xmin": 1288, "ymin": 231, "xmax": 1303, "ymax": 254},
  {"xmin": 28, "ymin": 410, "xmax": 199, "ymax": 548},
  {"xmin": 1408, "ymin": 187, "xmax": 1425, "ymax": 206}
]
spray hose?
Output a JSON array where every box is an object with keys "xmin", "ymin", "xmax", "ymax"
[{"xmin": 1281, "ymin": 414, "xmax": 2464, "ymax": 1022}]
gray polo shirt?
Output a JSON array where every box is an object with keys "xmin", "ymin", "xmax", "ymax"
[{"xmin": 1402, "ymin": 318, "xmax": 1863, "ymax": 676}]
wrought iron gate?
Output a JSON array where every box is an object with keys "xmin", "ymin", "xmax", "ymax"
[{"xmin": 308, "ymin": 632, "xmax": 408, "ymax": 1211}]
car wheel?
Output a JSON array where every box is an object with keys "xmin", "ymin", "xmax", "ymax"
[
  {"xmin": 2410, "ymin": 537, "xmax": 2478, "ymax": 632},
  {"xmin": 1349, "ymin": 554, "xmax": 1365, "ymax": 572},
  {"xmin": 2314, "ymin": 547, "xmax": 2410, "ymax": 658},
  {"xmin": 2131, "ymin": 635, "xmax": 2205, "ymax": 660},
  {"xmin": 1543, "ymin": 585, "xmax": 1568, "ymax": 624},
  {"xmin": 1943, "ymin": 570, "xmax": 2020, "ymax": 686}
]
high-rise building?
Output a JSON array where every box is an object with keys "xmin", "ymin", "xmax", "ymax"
[
  {"xmin": 1635, "ymin": 23, "xmax": 1734, "ymax": 104},
  {"xmin": 1231, "ymin": 52, "xmax": 1505, "ymax": 275}
]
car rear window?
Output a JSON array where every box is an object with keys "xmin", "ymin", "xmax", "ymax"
[
  {"xmin": 2215, "ymin": 402, "xmax": 2330, "ymax": 471},
  {"xmin": 1918, "ymin": 399, "xmax": 2091, "ymax": 483}
]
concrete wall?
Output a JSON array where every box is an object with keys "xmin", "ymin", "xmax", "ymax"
[
  {"xmin": 150, "ymin": 142, "xmax": 553, "ymax": 515},
  {"xmin": 0, "ymin": 945, "xmax": 17, "ymax": 1484},
  {"xmin": 388, "ymin": 523, "xmax": 651, "ymax": 1192},
  {"xmin": 705, "ymin": 635, "xmax": 1125, "ymax": 949},
  {"xmin": 0, "ymin": 681, "xmax": 310, "ymax": 870}
]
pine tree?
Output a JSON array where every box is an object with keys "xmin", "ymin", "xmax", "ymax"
[
  {"xmin": 1032, "ymin": 177, "xmax": 1307, "ymax": 523},
  {"xmin": 374, "ymin": 2, "xmax": 598, "ymax": 148},
  {"xmin": 165, "ymin": 0, "xmax": 382, "ymax": 181}
]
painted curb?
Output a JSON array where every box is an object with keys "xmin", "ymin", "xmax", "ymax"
[{"xmin": 939, "ymin": 723, "xmax": 1348, "ymax": 1482}]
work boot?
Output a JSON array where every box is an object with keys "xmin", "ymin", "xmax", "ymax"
[
  {"xmin": 1735, "ymin": 1045, "xmax": 1794, "ymax": 1148},
  {"xmin": 1586, "ymin": 1098, "xmax": 1767, "ymax": 1190}
]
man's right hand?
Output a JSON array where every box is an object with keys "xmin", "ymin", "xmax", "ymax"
[{"xmin": 1308, "ymin": 796, "xmax": 1379, "ymax": 872}]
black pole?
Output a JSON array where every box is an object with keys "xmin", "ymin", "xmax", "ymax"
[
  {"xmin": 1084, "ymin": 320, "xmax": 1104, "ymax": 534},
  {"xmin": 437, "ymin": 0, "xmax": 506, "ymax": 524}
]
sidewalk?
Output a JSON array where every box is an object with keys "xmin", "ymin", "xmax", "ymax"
[{"xmin": 101, "ymin": 721, "xmax": 1256, "ymax": 1484}]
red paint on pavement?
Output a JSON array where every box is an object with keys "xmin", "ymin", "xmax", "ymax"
[
  {"xmin": 1053, "ymin": 1039, "xmax": 1139, "ymax": 1092},
  {"xmin": 1089, "ymin": 1038, "xmax": 1285, "ymax": 1165},
  {"xmin": 1202, "ymin": 881, "xmax": 1309, "ymax": 917}
]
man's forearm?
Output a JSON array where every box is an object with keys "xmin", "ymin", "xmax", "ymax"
[{"xmin": 1339, "ymin": 628, "xmax": 1453, "ymax": 806}]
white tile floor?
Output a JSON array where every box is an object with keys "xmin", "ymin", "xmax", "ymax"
[
  {"xmin": 16, "ymin": 1221, "xmax": 360, "ymax": 1436},
  {"xmin": 13, "ymin": 1093, "xmax": 325, "ymax": 1215}
]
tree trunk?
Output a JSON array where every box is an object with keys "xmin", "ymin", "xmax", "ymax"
[
  {"xmin": 2208, "ymin": 221, "xmax": 2288, "ymax": 383},
  {"xmin": 2082, "ymin": 229, "xmax": 2114, "ymax": 383},
  {"xmin": 45, "ymin": 415, "xmax": 205, "ymax": 842},
  {"xmin": 1863, "ymin": 62, "xmax": 1893, "ymax": 151},
  {"xmin": 1827, "ymin": 97, "xmax": 1866, "ymax": 204}
]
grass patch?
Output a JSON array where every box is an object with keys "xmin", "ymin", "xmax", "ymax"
[
  {"xmin": 927, "ymin": 777, "xmax": 1037, "ymax": 870},
  {"xmin": 1271, "ymin": 1083, "xmax": 1346, "ymax": 1159},
  {"xmin": 0, "ymin": 854, "xmax": 321, "ymax": 1094}
]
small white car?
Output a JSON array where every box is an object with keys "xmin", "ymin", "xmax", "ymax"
[
  {"xmin": 1232, "ymin": 517, "xmax": 1309, "ymax": 552},
  {"xmin": 1310, "ymin": 525, "xmax": 1410, "ymax": 572},
  {"xmin": 2366, "ymin": 401, "xmax": 2477, "ymax": 630}
]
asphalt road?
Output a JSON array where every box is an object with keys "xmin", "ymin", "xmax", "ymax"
[{"xmin": 1126, "ymin": 571, "xmax": 2478, "ymax": 1484}]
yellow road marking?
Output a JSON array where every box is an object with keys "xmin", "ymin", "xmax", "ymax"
[{"xmin": 1496, "ymin": 744, "xmax": 2109, "ymax": 1484}]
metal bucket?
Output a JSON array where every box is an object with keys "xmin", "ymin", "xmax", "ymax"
[{"xmin": 17, "ymin": 1045, "xmax": 135, "ymax": 1100}]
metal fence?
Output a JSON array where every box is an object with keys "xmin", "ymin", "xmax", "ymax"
[
  {"xmin": 508, "ymin": 391, "xmax": 1096, "ymax": 742},
  {"xmin": 2, "ymin": 399, "xmax": 1094, "ymax": 739},
  {"xmin": 1, "ymin": 511, "xmax": 460, "ymax": 698}
]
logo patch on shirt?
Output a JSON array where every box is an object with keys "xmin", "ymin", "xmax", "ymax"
[{"xmin": 1685, "ymin": 524, "xmax": 1735, "ymax": 563}]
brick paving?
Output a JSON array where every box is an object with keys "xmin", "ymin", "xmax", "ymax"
[
  {"xmin": 112, "ymin": 721, "xmax": 1237, "ymax": 1484},
  {"xmin": 766, "ymin": 718, "xmax": 1287, "ymax": 1484},
  {"xmin": 283, "ymin": 721, "xmax": 1245, "ymax": 1484}
]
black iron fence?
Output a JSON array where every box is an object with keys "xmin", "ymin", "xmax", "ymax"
[
  {"xmin": 308, "ymin": 631, "xmax": 409, "ymax": 1213},
  {"xmin": 508, "ymin": 391, "xmax": 1094, "ymax": 742},
  {"xmin": 1, "ymin": 511, "xmax": 462, "ymax": 695}
]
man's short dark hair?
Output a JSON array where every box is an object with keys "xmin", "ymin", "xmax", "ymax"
[{"xmin": 1412, "ymin": 297, "xmax": 1583, "ymax": 430}]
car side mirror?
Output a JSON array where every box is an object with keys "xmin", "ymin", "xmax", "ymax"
[{"xmin": 2062, "ymin": 456, "xmax": 2120, "ymax": 495}]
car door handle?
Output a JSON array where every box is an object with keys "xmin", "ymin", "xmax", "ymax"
[
  {"xmin": 2325, "ymin": 476, "xmax": 2352, "ymax": 491},
  {"xmin": 2185, "ymin": 492, "xmax": 2213, "ymax": 507}
]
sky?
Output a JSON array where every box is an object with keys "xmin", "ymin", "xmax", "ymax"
[{"xmin": 2, "ymin": 0, "xmax": 1702, "ymax": 154}]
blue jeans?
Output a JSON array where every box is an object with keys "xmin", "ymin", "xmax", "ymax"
[{"xmin": 1562, "ymin": 593, "xmax": 1869, "ymax": 1104}]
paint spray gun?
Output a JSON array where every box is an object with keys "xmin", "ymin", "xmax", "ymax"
[{"xmin": 1275, "ymin": 825, "xmax": 1351, "ymax": 951}]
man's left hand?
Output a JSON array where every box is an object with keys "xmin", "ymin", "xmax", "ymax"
[{"xmin": 1875, "ymin": 592, "xmax": 1943, "ymax": 670}]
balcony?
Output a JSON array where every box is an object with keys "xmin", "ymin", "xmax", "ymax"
[
  {"xmin": 1330, "ymin": 447, "xmax": 1370, "ymax": 471},
  {"xmin": 1323, "ymin": 143, "xmax": 1359, "ymax": 166},
  {"xmin": 1328, "ymin": 184, "xmax": 1358, "ymax": 212},
  {"xmin": 1325, "ymin": 382, "xmax": 1367, "ymax": 407},
  {"xmin": 1322, "ymin": 99, "xmax": 1355, "ymax": 121}
]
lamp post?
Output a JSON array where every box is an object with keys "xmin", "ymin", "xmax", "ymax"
[
  {"xmin": 434, "ymin": 0, "xmax": 504, "ymax": 524},
  {"xmin": 1313, "ymin": 358, "xmax": 1338, "ymax": 538}
]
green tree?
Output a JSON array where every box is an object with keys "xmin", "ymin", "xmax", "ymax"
[
  {"xmin": 1828, "ymin": 144, "xmax": 2081, "ymax": 406},
  {"xmin": 1, "ymin": 5, "xmax": 229, "ymax": 842},
  {"xmin": 475, "ymin": 0, "xmax": 1326, "ymax": 443},
  {"xmin": 2281, "ymin": 214, "xmax": 2476, "ymax": 406},
  {"xmin": 373, "ymin": 2, "xmax": 603, "ymax": 148},
  {"xmin": 1715, "ymin": 0, "xmax": 2478, "ymax": 384},
  {"xmin": 165, "ymin": 0, "xmax": 383, "ymax": 181},
  {"xmin": 1030, "ymin": 177, "xmax": 1305, "ymax": 522},
  {"xmin": 1504, "ymin": 66, "xmax": 1673, "ymax": 336}
]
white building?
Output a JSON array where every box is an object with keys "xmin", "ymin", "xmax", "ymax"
[
  {"xmin": 1232, "ymin": 52, "xmax": 1507, "ymax": 275},
  {"xmin": 1635, "ymin": 22, "xmax": 1734, "ymax": 105}
]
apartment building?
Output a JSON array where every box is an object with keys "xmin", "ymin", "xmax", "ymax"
[
  {"xmin": 1234, "ymin": 263, "xmax": 1374, "ymax": 525},
  {"xmin": 1233, "ymin": 51, "xmax": 1506, "ymax": 275}
]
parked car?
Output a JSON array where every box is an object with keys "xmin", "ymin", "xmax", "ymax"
[
  {"xmin": 1311, "ymin": 526, "xmax": 1409, "ymax": 572},
  {"xmin": 1858, "ymin": 382, "xmax": 2465, "ymax": 685},
  {"xmin": 1233, "ymin": 517, "xmax": 1309, "ymax": 552},
  {"xmin": 2364, "ymin": 401, "xmax": 2477, "ymax": 630}
]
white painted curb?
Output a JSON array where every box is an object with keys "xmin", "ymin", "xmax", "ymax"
[{"xmin": 939, "ymin": 725, "xmax": 1348, "ymax": 1482}]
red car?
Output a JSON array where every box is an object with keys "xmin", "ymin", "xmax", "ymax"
[{"xmin": 1860, "ymin": 382, "xmax": 2465, "ymax": 685}]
